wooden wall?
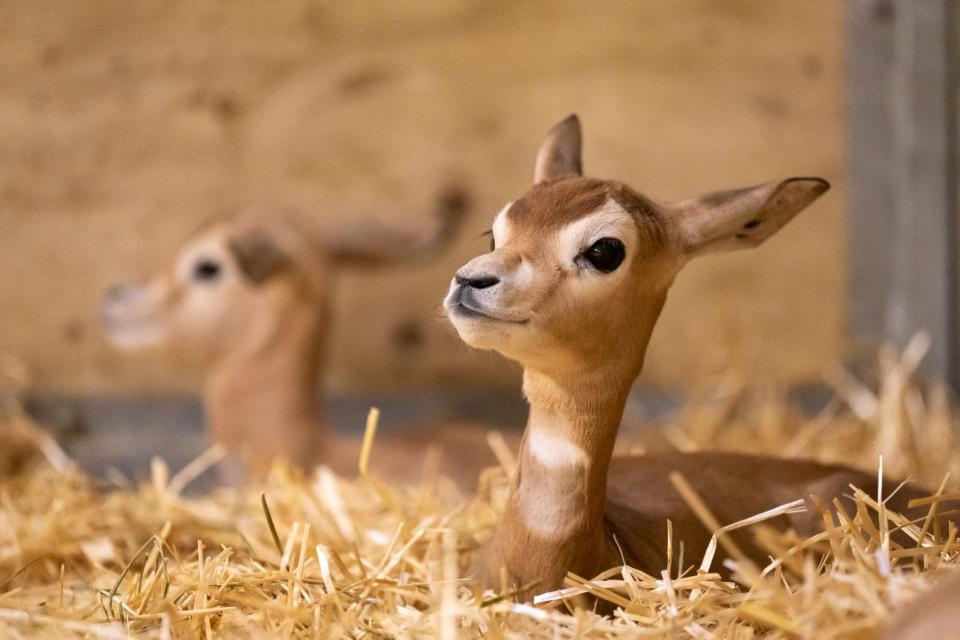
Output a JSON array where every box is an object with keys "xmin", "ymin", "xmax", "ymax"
[{"xmin": 0, "ymin": 0, "xmax": 846, "ymax": 394}]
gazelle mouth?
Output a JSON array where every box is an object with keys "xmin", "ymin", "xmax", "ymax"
[
  {"xmin": 450, "ymin": 302, "xmax": 528, "ymax": 325},
  {"xmin": 100, "ymin": 299, "xmax": 167, "ymax": 350},
  {"xmin": 101, "ymin": 316, "xmax": 165, "ymax": 350}
]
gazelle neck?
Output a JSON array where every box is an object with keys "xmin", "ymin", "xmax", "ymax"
[
  {"xmin": 481, "ymin": 293, "xmax": 666, "ymax": 592},
  {"xmin": 481, "ymin": 361, "xmax": 635, "ymax": 591},
  {"xmin": 523, "ymin": 362, "xmax": 632, "ymax": 479},
  {"xmin": 204, "ymin": 296, "xmax": 328, "ymax": 470}
]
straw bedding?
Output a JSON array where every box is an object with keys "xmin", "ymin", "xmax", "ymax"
[{"xmin": 1, "ymin": 337, "xmax": 958, "ymax": 639}]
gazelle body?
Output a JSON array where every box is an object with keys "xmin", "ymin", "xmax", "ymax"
[
  {"xmin": 102, "ymin": 195, "xmax": 509, "ymax": 488},
  {"xmin": 444, "ymin": 115, "xmax": 935, "ymax": 594}
]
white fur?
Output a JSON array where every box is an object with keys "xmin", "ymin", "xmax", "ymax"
[
  {"xmin": 491, "ymin": 203, "xmax": 514, "ymax": 249},
  {"xmin": 514, "ymin": 259, "xmax": 535, "ymax": 288},
  {"xmin": 519, "ymin": 427, "xmax": 587, "ymax": 537},
  {"xmin": 104, "ymin": 316, "xmax": 165, "ymax": 349},
  {"xmin": 527, "ymin": 428, "xmax": 588, "ymax": 468}
]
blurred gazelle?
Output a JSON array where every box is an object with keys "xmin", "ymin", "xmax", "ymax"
[
  {"xmin": 445, "ymin": 115, "xmax": 934, "ymax": 596},
  {"xmin": 102, "ymin": 193, "xmax": 507, "ymax": 487}
]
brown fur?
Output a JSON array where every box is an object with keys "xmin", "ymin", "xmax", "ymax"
[
  {"xmin": 507, "ymin": 178, "xmax": 608, "ymax": 231},
  {"xmin": 508, "ymin": 177, "xmax": 667, "ymax": 251},
  {"xmin": 604, "ymin": 453, "xmax": 931, "ymax": 576},
  {"xmin": 698, "ymin": 184, "xmax": 758, "ymax": 208}
]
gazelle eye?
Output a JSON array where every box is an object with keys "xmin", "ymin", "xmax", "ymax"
[
  {"xmin": 583, "ymin": 237, "xmax": 625, "ymax": 273},
  {"xmin": 193, "ymin": 259, "xmax": 222, "ymax": 282}
]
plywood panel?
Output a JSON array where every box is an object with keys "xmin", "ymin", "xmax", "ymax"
[{"xmin": 0, "ymin": 0, "xmax": 846, "ymax": 393}]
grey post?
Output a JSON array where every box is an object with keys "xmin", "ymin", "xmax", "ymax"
[{"xmin": 846, "ymin": 0, "xmax": 958, "ymax": 385}]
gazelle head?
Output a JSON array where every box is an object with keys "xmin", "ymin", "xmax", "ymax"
[
  {"xmin": 102, "ymin": 209, "xmax": 323, "ymax": 365},
  {"xmin": 103, "ymin": 193, "xmax": 465, "ymax": 366},
  {"xmin": 444, "ymin": 115, "xmax": 829, "ymax": 377}
]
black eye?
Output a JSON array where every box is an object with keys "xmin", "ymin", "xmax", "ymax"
[
  {"xmin": 193, "ymin": 259, "xmax": 221, "ymax": 282},
  {"xmin": 583, "ymin": 238, "xmax": 625, "ymax": 273}
]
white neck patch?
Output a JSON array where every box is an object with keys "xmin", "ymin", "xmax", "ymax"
[
  {"xmin": 518, "ymin": 426, "xmax": 588, "ymax": 538},
  {"xmin": 527, "ymin": 428, "xmax": 588, "ymax": 468}
]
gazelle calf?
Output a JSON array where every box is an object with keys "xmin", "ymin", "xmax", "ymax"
[
  {"xmin": 444, "ymin": 115, "xmax": 938, "ymax": 595},
  {"xmin": 102, "ymin": 194, "xmax": 508, "ymax": 488}
]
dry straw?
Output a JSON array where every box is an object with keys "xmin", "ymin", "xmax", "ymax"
[{"xmin": 1, "ymin": 336, "xmax": 958, "ymax": 638}]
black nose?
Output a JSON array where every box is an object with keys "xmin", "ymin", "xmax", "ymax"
[{"xmin": 455, "ymin": 273, "xmax": 500, "ymax": 290}]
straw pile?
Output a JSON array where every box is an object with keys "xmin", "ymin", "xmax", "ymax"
[{"xmin": 1, "ymin": 336, "xmax": 958, "ymax": 639}]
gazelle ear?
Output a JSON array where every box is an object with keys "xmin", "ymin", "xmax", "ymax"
[
  {"xmin": 228, "ymin": 228, "xmax": 291, "ymax": 284},
  {"xmin": 534, "ymin": 114, "xmax": 583, "ymax": 183},
  {"xmin": 325, "ymin": 186, "xmax": 468, "ymax": 267},
  {"xmin": 671, "ymin": 177, "xmax": 829, "ymax": 257}
]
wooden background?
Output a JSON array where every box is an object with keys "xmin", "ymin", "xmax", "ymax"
[{"xmin": 0, "ymin": 0, "xmax": 846, "ymax": 395}]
